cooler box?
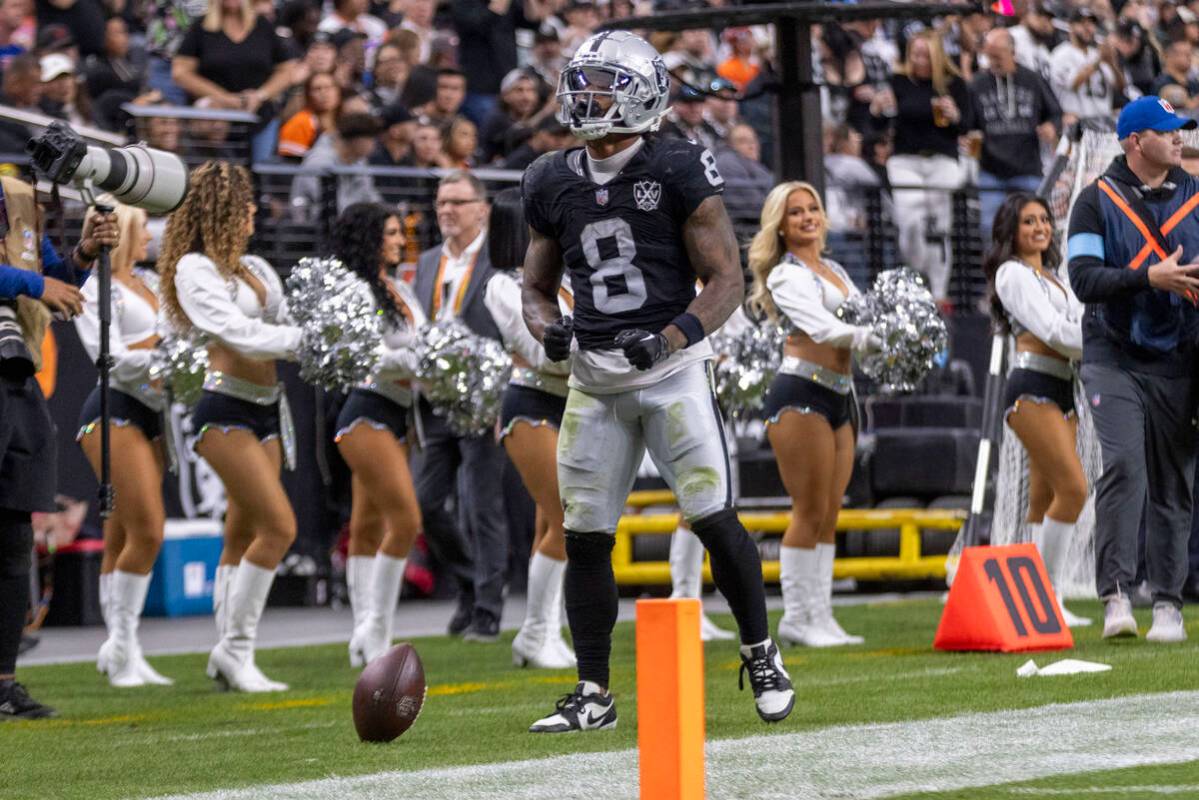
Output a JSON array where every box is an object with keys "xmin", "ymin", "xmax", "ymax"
[{"xmin": 145, "ymin": 519, "xmax": 223, "ymax": 617}]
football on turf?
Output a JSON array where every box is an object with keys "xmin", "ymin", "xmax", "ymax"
[{"xmin": 352, "ymin": 643, "xmax": 427, "ymax": 743}]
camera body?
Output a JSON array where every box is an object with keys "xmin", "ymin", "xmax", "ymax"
[{"xmin": 26, "ymin": 121, "xmax": 189, "ymax": 214}]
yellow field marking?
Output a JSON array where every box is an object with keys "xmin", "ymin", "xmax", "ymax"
[
  {"xmin": 844, "ymin": 646, "xmax": 928, "ymax": 660},
  {"xmin": 240, "ymin": 697, "xmax": 336, "ymax": 711},
  {"xmin": 428, "ymin": 681, "xmax": 506, "ymax": 697}
]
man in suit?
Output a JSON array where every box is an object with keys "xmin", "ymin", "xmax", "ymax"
[{"xmin": 412, "ymin": 170, "xmax": 509, "ymax": 641}]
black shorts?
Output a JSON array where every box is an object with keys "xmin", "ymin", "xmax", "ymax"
[
  {"xmin": 192, "ymin": 390, "xmax": 281, "ymax": 443},
  {"xmin": 763, "ymin": 373, "xmax": 853, "ymax": 430},
  {"xmin": 335, "ymin": 388, "xmax": 409, "ymax": 442},
  {"xmin": 500, "ymin": 385, "xmax": 567, "ymax": 441},
  {"xmin": 1003, "ymin": 368, "xmax": 1075, "ymax": 416},
  {"xmin": 76, "ymin": 387, "xmax": 162, "ymax": 441}
]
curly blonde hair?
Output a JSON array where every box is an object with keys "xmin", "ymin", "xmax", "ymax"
[
  {"xmin": 747, "ymin": 181, "xmax": 827, "ymax": 321},
  {"xmin": 158, "ymin": 161, "xmax": 255, "ymax": 331}
]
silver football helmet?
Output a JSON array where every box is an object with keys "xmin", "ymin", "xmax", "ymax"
[{"xmin": 556, "ymin": 30, "xmax": 671, "ymax": 141}]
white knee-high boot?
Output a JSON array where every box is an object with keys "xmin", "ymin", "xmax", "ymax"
[
  {"xmin": 97, "ymin": 572, "xmax": 114, "ymax": 674},
  {"xmin": 815, "ymin": 543, "xmax": 863, "ymax": 644},
  {"xmin": 108, "ymin": 571, "xmax": 173, "ymax": 687},
  {"xmin": 670, "ymin": 526, "xmax": 734, "ymax": 641},
  {"xmin": 779, "ymin": 546, "xmax": 844, "ymax": 647},
  {"xmin": 355, "ymin": 554, "xmax": 406, "ymax": 665},
  {"xmin": 514, "ymin": 552, "xmax": 574, "ymax": 668},
  {"xmin": 345, "ymin": 555, "xmax": 376, "ymax": 667},
  {"xmin": 207, "ymin": 562, "xmax": 287, "ymax": 692},
  {"xmin": 1039, "ymin": 516, "xmax": 1091, "ymax": 628},
  {"xmin": 212, "ymin": 564, "xmax": 237, "ymax": 640}
]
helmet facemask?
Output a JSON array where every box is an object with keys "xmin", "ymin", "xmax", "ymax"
[{"xmin": 556, "ymin": 53, "xmax": 669, "ymax": 141}]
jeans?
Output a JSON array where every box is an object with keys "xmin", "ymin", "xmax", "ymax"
[
  {"xmin": 460, "ymin": 93, "xmax": 498, "ymax": 129},
  {"xmin": 978, "ymin": 171, "xmax": 1043, "ymax": 249},
  {"xmin": 886, "ymin": 154, "xmax": 963, "ymax": 300},
  {"xmin": 146, "ymin": 56, "xmax": 188, "ymax": 106}
]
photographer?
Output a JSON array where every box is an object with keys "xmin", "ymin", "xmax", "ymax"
[{"xmin": 0, "ymin": 173, "xmax": 117, "ymax": 719}]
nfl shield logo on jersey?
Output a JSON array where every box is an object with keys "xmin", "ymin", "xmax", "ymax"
[
  {"xmin": 633, "ymin": 180, "xmax": 661, "ymax": 212},
  {"xmin": 595, "ymin": 187, "xmax": 609, "ymax": 206}
]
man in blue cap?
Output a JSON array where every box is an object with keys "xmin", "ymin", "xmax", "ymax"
[{"xmin": 1068, "ymin": 95, "xmax": 1199, "ymax": 643}]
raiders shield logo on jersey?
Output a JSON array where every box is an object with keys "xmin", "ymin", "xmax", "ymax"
[{"xmin": 633, "ymin": 180, "xmax": 661, "ymax": 211}]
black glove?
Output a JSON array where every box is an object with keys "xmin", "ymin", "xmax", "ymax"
[
  {"xmin": 543, "ymin": 315, "xmax": 574, "ymax": 362},
  {"xmin": 614, "ymin": 328, "xmax": 670, "ymax": 371}
]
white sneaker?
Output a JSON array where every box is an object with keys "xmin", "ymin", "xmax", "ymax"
[
  {"xmin": 1147, "ymin": 603, "xmax": 1186, "ymax": 643},
  {"xmin": 529, "ymin": 681, "xmax": 616, "ymax": 733},
  {"xmin": 1058, "ymin": 602, "xmax": 1092, "ymax": 628},
  {"xmin": 1102, "ymin": 594, "xmax": 1137, "ymax": 639},
  {"xmin": 700, "ymin": 613, "xmax": 736, "ymax": 642},
  {"xmin": 739, "ymin": 641, "xmax": 795, "ymax": 723}
]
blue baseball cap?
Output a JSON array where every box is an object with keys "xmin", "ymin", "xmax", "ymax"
[{"xmin": 1116, "ymin": 95, "xmax": 1198, "ymax": 139}]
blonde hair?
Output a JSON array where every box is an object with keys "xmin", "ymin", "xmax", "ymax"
[
  {"xmin": 157, "ymin": 161, "xmax": 255, "ymax": 331},
  {"xmin": 82, "ymin": 199, "xmax": 147, "ymax": 276},
  {"xmin": 203, "ymin": 0, "xmax": 256, "ymax": 33},
  {"xmin": 898, "ymin": 29, "xmax": 958, "ymax": 96},
  {"xmin": 747, "ymin": 181, "xmax": 827, "ymax": 321}
]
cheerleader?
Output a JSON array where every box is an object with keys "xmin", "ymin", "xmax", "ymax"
[
  {"xmin": 984, "ymin": 193, "xmax": 1090, "ymax": 627},
  {"xmin": 75, "ymin": 201, "xmax": 172, "ymax": 687},
  {"xmin": 331, "ymin": 203, "xmax": 427, "ymax": 667},
  {"xmin": 482, "ymin": 188, "xmax": 575, "ymax": 669},
  {"xmin": 158, "ymin": 162, "xmax": 301, "ymax": 692},
  {"xmin": 749, "ymin": 181, "xmax": 880, "ymax": 648}
]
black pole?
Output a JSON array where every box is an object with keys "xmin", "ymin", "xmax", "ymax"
[
  {"xmin": 94, "ymin": 201, "xmax": 115, "ymax": 519},
  {"xmin": 775, "ymin": 18, "xmax": 824, "ymax": 193}
]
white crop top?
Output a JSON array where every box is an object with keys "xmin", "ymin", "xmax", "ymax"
[
  {"xmin": 75, "ymin": 268, "xmax": 161, "ymax": 386},
  {"xmin": 372, "ymin": 277, "xmax": 428, "ymax": 381},
  {"xmin": 173, "ymin": 253, "xmax": 301, "ymax": 360},
  {"xmin": 765, "ymin": 254, "xmax": 874, "ymax": 350},
  {"xmin": 483, "ymin": 270, "xmax": 573, "ymax": 377},
  {"xmin": 994, "ymin": 259, "xmax": 1083, "ymax": 361}
]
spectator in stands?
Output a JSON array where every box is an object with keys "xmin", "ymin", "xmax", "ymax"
[
  {"xmin": 38, "ymin": 53, "xmax": 87, "ymax": 126},
  {"xmin": 555, "ymin": 0, "xmax": 600, "ymax": 57},
  {"xmin": 83, "ymin": 17, "xmax": 144, "ymax": 104},
  {"xmin": 875, "ymin": 29, "xmax": 971, "ymax": 304},
  {"xmin": 369, "ymin": 102, "xmax": 416, "ymax": 166},
  {"xmin": 367, "ymin": 42, "xmax": 408, "ymax": 111},
  {"xmin": 278, "ymin": 71, "xmax": 342, "ymax": 159},
  {"xmin": 417, "ymin": 67, "xmax": 467, "ymax": 127},
  {"xmin": 526, "ymin": 26, "xmax": 564, "ymax": 92},
  {"xmin": 277, "ymin": 0, "xmax": 322, "ymax": 53},
  {"xmin": 499, "ymin": 114, "xmax": 570, "ymax": 169},
  {"xmin": 704, "ymin": 76, "xmax": 739, "ymax": 142},
  {"xmin": 715, "ymin": 122, "xmax": 773, "ymax": 221},
  {"xmin": 297, "ymin": 30, "xmax": 337, "ymax": 85},
  {"xmin": 330, "ymin": 28, "xmax": 368, "ymax": 96},
  {"xmin": 1151, "ymin": 37, "xmax": 1199, "ymax": 101},
  {"xmin": 1050, "ymin": 8, "xmax": 1124, "ymax": 123},
  {"xmin": 479, "ymin": 68, "xmax": 543, "ymax": 163},
  {"xmin": 662, "ymin": 27, "xmax": 714, "ymax": 89},
  {"xmin": 0, "ymin": 52, "xmax": 37, "ymax": 150},
  {"xmin": 290, "ymin": 112, "xmax": 382, "ymax": 218},
  {"xmin": 972, "ymin": 27, "xmax": 1062, "ymax": 245},
  {"xmin": 451, "ymin": 0, "xmax": 548, "ymax": 127},
  {"xmin": 174, "ymin": 0, "xmax": 299, "ymax": 163},
  {"xmin": 0, "ymin": 0, "xmax": 32, "ymax": 66},
  {"xmin": 1115, "ymin": 20, "xmax": 1163, "ymax": 98},
  {"xmin": 716, "ymin": 27, "xmax": 760, "ymax": 93},
  {"xmin": 318, "ymin": 0, "xmax": 387, "ymax": 47},
  {"xmin": 34, "ymin": 0, "xmax": 105, "ymax": 57},
  {"xmin": 393, "ymin": 28, "xmax": 437, "ymax": 108},
  {"xmin": 661, "ymin": 86, "xmax": 720, "ymax": 150},
  {"xmin": 189, "ymin": 96, "xmax": 243, "ymax": 162},
  {"xmin": 145, "ymin": 0, "xmax": 203, "ymax": 105},
  {"xmin": 1011, "ymin": 1, "xmax": 1057, "ymax": 83},
  {"xmin": 948, "ymin": 10, "xmax": 993, "ymax": 82},
  {"xmin": 823, "ymin": 122, "xmax": 881, "ymax": 233},
  {"xmin": 442, "ymin": 115, "xmax": 478, "ymax": 168},
  {"xmin": 1160, "ymin": 82, "xmax": 1194, "ymax": 119},
  {"xmin": 1068, "ymin": 97, "xmax": 1199, "ymax": 643},
  {"xmin": 144, "ymin": 113, "xmax": 180, "ymax": 152},
  {"xmin": 400, "ymin": 119, "xmax": 444, "ymax": 167},
  {"xmin": 397, "ymin": 0, "xmax": 437, "ymax": 63},
  {"xmin": 844, "ymin": 19, "xmax": 894, "ymax": 134}
]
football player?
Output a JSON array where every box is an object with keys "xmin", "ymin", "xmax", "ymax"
[{"xmin": 521, "ymin": 30, "xmax": 794, "ymax": 733}]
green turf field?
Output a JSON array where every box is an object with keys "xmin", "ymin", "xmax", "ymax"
[{"xmin": 5, "ymin": 598, "xmax": 1199, "ymax": 800}]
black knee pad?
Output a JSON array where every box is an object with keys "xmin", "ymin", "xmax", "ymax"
[
  {"xmin": 565, "ymin": 530, "xmax": 615, "ymax": 563},
  {"xmin": 0, "ymin": 515, "xmax": 33, "ymax": 579}
]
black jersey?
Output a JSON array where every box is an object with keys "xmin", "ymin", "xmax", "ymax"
[{"xmin": 521, "ymin": 135, "xmax": 725, "ymax": 350}]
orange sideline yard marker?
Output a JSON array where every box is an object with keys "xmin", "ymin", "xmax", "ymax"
[
  {"xmin": 636, "ymin": 598, "xmax": 705, "ymax": 800},
  {"xmin": 935, "ymin": 543, "xmax": 1074, "ymax": 652}
]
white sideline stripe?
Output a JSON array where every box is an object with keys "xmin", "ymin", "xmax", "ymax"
[
  {"xmin": 143, "ymin": 690, "xmax": 1199, "ymax": 800},
  {"xmin": 1005, "ymin": 788, "xmax": 1199, "ymax": 796}
]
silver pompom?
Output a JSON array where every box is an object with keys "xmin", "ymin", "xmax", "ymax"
[
  {"xmin": 840, "ymin": 267, "xmax": 948, "ymax": 394},
  {"xmin": 150, "ymin": 330, "xmax": 209, "ymax": 406},
  {"xmin": 285, "ymin": 257, "xmax": 383, "ymax": 391},
  {"xmin": 710, "ymin": 322, "xmax": 785, "ymax": 419},
  {"xmin": 414, "ymin": 320, "xmax": 512, "ymax": 437}
]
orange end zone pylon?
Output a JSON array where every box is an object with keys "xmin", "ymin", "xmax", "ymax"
[
  {"xmin": 935, "ymin": 543, "xmax": 1074, "ymax": 652},
  {"xmin": 636, "ymin": 598, "xmax": 706, "ymax": 800}
]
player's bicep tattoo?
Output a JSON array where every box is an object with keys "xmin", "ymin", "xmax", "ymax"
[
  {"xmin": 521, "ymin": 226, "xmax": 565, "ymax": 342},
  {"xmin": 681, "ymin": 195, "xmax": 743, "ymax": 333}
]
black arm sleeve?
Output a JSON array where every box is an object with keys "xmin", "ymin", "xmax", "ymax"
[{"xmin": 1066, "ymin": 184, "xmax": 1153, "ymax": 302}]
